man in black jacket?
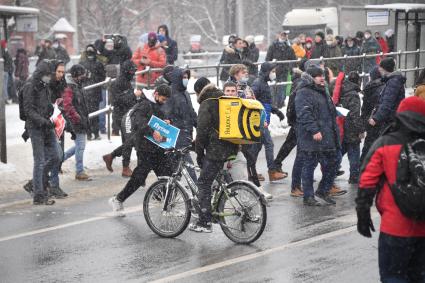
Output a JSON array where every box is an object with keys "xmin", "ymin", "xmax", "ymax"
[
  {"xmin": 109, "ymin": 85, "xmax": 172, "ymax": 217},
  {"xmin": 52, "ymin": 39, "xmax": 70, "ymax": 66},
  {"xmin": 368, "ymin": 58, "xmax": 406, "ymax": 136},
  {"xmin": 161, "ymin": 67, "xmax": 197, "ymax": 180},
  {"xmin": 111, "ymin": 60, "xmax": 138, "ymax": 136},
  {"xmin": 190, "ymin": 78, "xmax": 239, "ymax": 232},
  {"xmin": 265, "ymin": 31, "xmax": 296, "ymax": 108},
  {"xmin": 80, "ymin": 44, "xmax": 106, "ymax": 140},
  {"xmin": 219, "ymin": 37, "xmax": 244, "ymax": 83},
  {"xmin": 22, "ymin": 61, "xmax": 61, "ymax": 205}
]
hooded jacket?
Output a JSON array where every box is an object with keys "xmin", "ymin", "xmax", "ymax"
[
  {"xmin": 339, "ymin": 79, "xmax": 363, "ymax": 143},
  {"xmin": 358, "ymin": 99, "xmax": 425, "ymax": 237},
  {"xmin": 372, "ymin": 71, "xmax": 406, "ymax": 125},
  {"xmin": 361, "ymin": 67, "xmax": 385, "ymax": 127},
  {"xmin": 286, "ymin": 68, "xmax": 303, "ymax": 126},
  {"xmin": 110, "ymin": 60, "xmax": 137, "ymax": 117},
  {"xmin": 132, "ymin": 43, "xmax": 166, "ymax": 86},
  {"xmin": 14, "ymin": 49, "xmax": 29, "ymax": 80},
  {"xmin": 265, "ymin": 40, "xmax": 296, "ymax": 81},
  {"xmin": 196, "ymin": 84, "xmax": 239, "ymax": 162},
  {"xmin": 49, "ymin": 60, "xmax": 68, "ymax": 102},
  {"xmin": 63, "ymin": 76, "xmax": 90, "ymax": 134},
  {"xmin": 219, "ymin": 45, "xmax": 243, "ymax": 81},
  {"xmin": 251, "ymin": 62, "xmax": 275, "ymax": 123},
  {"xmin": 80, "ymin": 45, "xmax": 106, "ymax": 105},
  {"xmin": 361, "ymin": 37, "xmax": 381, "ymax": 72},
  {"xmin": 22, "ymin": 61, "xmax": 54, "ymax": 130},
  {"xmin": 161, "ymin": 68, "xmax": 197, "ymax": 148},
  {"xmin": 157, "ymin": 25, "xmax": 178, "ymax": 65},
  {"xmin": 295, "ymin": 72, "xmax": 339, "ymax": 152}
]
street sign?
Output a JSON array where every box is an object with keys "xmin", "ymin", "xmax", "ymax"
[
  {"xmin": 16, "ymin": 15, "xmax": 38, "ymax": 32},
  {"xmin": 366, "ymin": 11, "xmax": 389, "ymax": 26}
]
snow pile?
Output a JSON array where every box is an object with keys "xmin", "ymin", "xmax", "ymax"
[{"xmin": 0, "ymin": 162, "xmax": 16, "ymax": 173}]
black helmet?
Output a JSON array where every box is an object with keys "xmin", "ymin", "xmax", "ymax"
[{"xmin": 70, "ymin": 64, "xmax": 86, "ymax": 78}]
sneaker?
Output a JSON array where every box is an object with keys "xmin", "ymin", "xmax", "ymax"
[
  {"xmin": 188, "ymin": 221, "xmax": 212, "ymax": 233},
  {"xmin": 268, "ymin": 169, "xmax": 286, "ymax": 181},
  {"xmin": 33, "ymin": 197, "xmax": 55, "ymax": 205},
  {"xmin": 315, "ymin": 191, "xmax": 336, "ymax": 205},
  {"xmin": 290, "ymin": 186, "xmax": 304, "ymax": 197},
  {"xmin": 121, "ymin": 166, "xmax": 133, "ymax": 178},
  {"xmin": 48, "ymin": 186, "xmax": 68, "ymax": 199},
  {"xmin": 75, "ymin": 172, "xmax": 91, "ymax": 181},
  {"xmin": 329, "ymin": 185, "xmax": 347, "ymax": 196},
  {"xmin": 257, "ymin": 186, "xmax": 273, "ymax": 200},
  {"xmin": 108, "ymin": 196, "xmax": 125, "ymax": 217},
  {"xmin": 257, "ymin": 174, "xmax": 266, "ymax": 182},
  {"xmin": 102, "ymin": 154, "xmax": 114, "ymax": 172},
  {"xmin": 303, "ymin": 196, "xmax": 322, "ymax": 206}
]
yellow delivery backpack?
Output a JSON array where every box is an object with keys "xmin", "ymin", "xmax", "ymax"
[{"xmin": 218, "ymin": 96, "xmax": 265, "ymax": 144}]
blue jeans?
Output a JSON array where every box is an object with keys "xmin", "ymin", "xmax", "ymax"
[
  {"xmin": 98, "ymin": 89, "xmax": 107, "ymax": 132},
  {"xmin": 341, "ymin": 142, "xmax": 360, "ymax": 179},
  {"xmin": 3, "ymin": 72, "xmax": 8, "ymax": 100},
  {"xmin": 379, "ymin": 232, "xmax": 425, "ymax": 283},
  {"xmin": 49, "ymin": 139, "xmax": 64, "ymax": 188},
  {"xmin": 300, "ymin": 151, "xmax": 338, "ymax": 199},
  {"xmin": 291, "ymin": 148, "xmax": 303, "ymax": 190},
  {"xmin": 28, "ymin": 128, "xmax": 61, "ymax": 199},
  {"xmin": 64, "ymin": 133, "xmax": 86, "ymax": 174}
]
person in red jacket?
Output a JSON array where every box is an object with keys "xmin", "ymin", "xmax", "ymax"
[
  {"xmin": 132, "ymin": 32, "xmax": 166, "ymax": 87},
  {"xmin": 374, "ymin": 31, "xmax": 389, "ymax": 65},
  {"xmin": 356, "ymin": 96, "xmax": 425, "ymax": 282}
]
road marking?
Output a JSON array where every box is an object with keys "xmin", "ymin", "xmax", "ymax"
[
  {"xmin": 0, "ymin": 206, "xmax": 143, "ymax": 243},
  {"xmin": 150, "ymin": 225, "xmax": 358, "ymax": 283}
]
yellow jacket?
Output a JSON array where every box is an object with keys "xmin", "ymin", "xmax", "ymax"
[{"xmin": 292, "ymin": 44, "xmax": 306, "ymax": 59}]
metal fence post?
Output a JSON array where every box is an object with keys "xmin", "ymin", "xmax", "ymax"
[
  {"xmin": 397, "ymin": 50, "xmax": 402, "ymax": 70},
  {"xmin": 216, "ymin": 63, "xmax": 220, "ymax": 87},
  {"xmin": 0, "ymin": 59, "xmax": 5, "ymax": 163},
  {"xmin": 106, "ymin": 86, "xmax": 111, "ymax": 141}
]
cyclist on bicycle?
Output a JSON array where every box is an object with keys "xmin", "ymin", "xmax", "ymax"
[
  {"xmin": 109, "ymin": 84, "xmax": 172, "ymax": 216},
  {"xmin": 190, "ymin": 77, "xmax": 239, "ymax": 232}
]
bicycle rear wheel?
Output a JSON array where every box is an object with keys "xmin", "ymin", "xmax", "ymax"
[
  {"xmin": 143, "ymin": 179, "xmax": 191, "ymax": 238},
  {"xmin": 217, "ymin": 183, "xmax": 267, "ymax": 244}
]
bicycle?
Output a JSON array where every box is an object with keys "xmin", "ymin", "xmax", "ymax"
[{"xmin": 143, "ymin": 145, "xmax": 267, "ymax": 244}]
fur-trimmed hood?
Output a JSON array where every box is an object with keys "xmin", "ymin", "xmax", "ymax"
[{"xmin": 197, "ymin": 83, "xmax": 223, "ymax": 103}]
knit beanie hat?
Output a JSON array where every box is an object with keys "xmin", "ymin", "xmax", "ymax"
[
  {"xmin": 380, "ymin": 57, "xmax": 396, "ymax": 73},
  {"xmin": 306, "ymin": 64, "xmax": 324, "ymax": 78},
  {"xmin": 397, "ymin": 96, "xmax": 425, "ymax": 116},
  {"xmin": 194, "ymin": 77, "xmax": 210, "ymax": 94}
]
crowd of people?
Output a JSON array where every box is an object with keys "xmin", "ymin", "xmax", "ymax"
[{"xmin": 9, "ymin": 23, "xmax": 425, "ymax": 282}]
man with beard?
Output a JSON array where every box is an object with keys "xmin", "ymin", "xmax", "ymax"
[
  {"xmin": 80, "ymin": 44, "xmax": 106, "ymax": 140},
  {"xmin": 108, "ymin": 85, "xmax": 172, "ymax": 217}
]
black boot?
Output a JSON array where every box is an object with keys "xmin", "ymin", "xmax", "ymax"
[
  {"xmin": 23, "ymin": 180, "xmax": 34, "ymax": 196},
  {"xmin": 48, "ymin": 186, "xmax": 68, "ymax": 199},
  {"xmin": 303, "ymin": 196, "xmax": 322, "ymax": 206},
  {"xmin": 33, "ymin": 196, "xmax": 55, "ymax": 205}
]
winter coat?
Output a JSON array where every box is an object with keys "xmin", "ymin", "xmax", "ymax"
[
  {"xmin": 219, "ymin": 46, "xmax": 243, "ymax": 81},
  {"xmin": 251, "ymin": 62, "xmax": 274, "ymax": 123},
  {"xmin": 63, "ymin": 77, "xmax": 90, "ymax": 134},
  {"xmin": 110, "ymin": 62, "xmax": 137, "ymax": 119},
  {"xmin": 36, "ymin": 47, "xmax": 56, "ymax": 66},
  {"xmin": 342, "ymin": 45, "xmax": 361, "ymax": 73},
  {"xmin": 286, "ymin": 68, "xmax": 303, "ymax": 127},
  {"xmin": 161, "ymin": 68, "xmax": 197, "ymax": 148},
  {"xmin": 14, "ymin": 50, "xmax": 29, "ymax": 80},
  {"xmin": 132, "ymin": 44, "xmax": 166, "ymax": 86},
  {"xmin": 265, "ymin": 40, "xmax": 296, "ymax": 82},
  {"xmin": 2, "ymin": 48, "xmax": 13, "ymax": 74},
  {"xmin": 53, "ymin": 46, "xmax": 70, "ymax": 65},
  {"xmin": 339, "ymin": 80, "xmax": 363, "ymax": 144},
  {"xmin": 372, "ymin": 72, "xmax": 406, "ymax": 126},
  {"xmin": 80, "ymin": 56, "xmax": 106, "ymax": 106},
  {"xmin": 311, "ymin": 41, "xmax": 330, "ymax": 59},
  {"xmin": 132, "ymin": 92, "xmax": 166, "ymax": 153},
  {"xmin": 22, "ymin": 61, "xmax": 54, "ymax": 131},
  {"xmin": 361, "ymin": 73, "xmax": 385, "ymax": 128},
  {"xmin": 295, "ymin": 72, "xmax": 339, "ymax": 152},
  {"xmin": 359, "ymin": 113, "xmax": 425, "ymax": 237},
  {"xmin": 49, "ymin": 77, "xmax": 67, "ymax": 102},
  {"xmin": 247, "ymin": 43, "xmax": 260, "ymax": 76},
  {"xmin": 292, "ymin": 44, "xmax": 306, "ymax": 59},
  {"xmin": 157, "ymin": 25, "xmax": 178, "ymax": 65},
  {"xmin": 376, "ymin": 37, "xmax": 389, "ymax": 54},
  {"xmin": 196, "ymin": 84, "xmax": 239, "ymax": 162},
  {"xmin": 327, "ymin": 44, "xmax": 342, "ymax": 75},
  {"xmin": 361, "ymin": 38, "xmax": 381, "ymax": 73}
]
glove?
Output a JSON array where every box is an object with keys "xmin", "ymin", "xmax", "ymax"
[
  {"xmin": 356, "ymin": 208, "xmax": 375, "ymax": 238},
  {"xmin": 271, "ymin": 107, "xmax": 285, "ymax": 121}
]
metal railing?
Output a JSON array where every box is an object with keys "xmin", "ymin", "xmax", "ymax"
[{"xmin": 83, "ymin": 49, "xmax": 424, "ymax": 140}]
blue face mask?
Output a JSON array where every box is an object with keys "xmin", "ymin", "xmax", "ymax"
[
  {"xmin": 182, "ymin": 78, "xmax": 189, "ymax": 88},
  {"xmin": 239, "ymin": 77, "xmax": 249, "ymax": 84}
]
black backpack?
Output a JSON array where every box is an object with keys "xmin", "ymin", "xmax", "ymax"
[
  {"xmin": 18, "ymin": 81, "xmax": 31, "ymax": 121},
  {"xmin": 391, "ymin": 138, "xmax": 425, "ymax": 221}
]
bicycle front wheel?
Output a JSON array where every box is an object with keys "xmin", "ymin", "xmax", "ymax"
[
  {"xmin": 217, "ymin": 183, "xmax": 267, "ymax": 244},
  {"xmin": 143, "ymin": 179, "xmax": 191, "ymax": 238}
]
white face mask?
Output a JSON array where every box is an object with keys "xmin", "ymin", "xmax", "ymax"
[
  {"xmin": 41, "ymin": 75, "xmax": 51, "ymax": 84},
  {"xmin": 239, "ymin": 76, "xmax": 249, "ymax": 84},
  {"xmin": 326, "ymin": 40, "xmax": 333, "ymax": 45},
  {"xmin": 182, "ymin": 78, "xmax": 189, "ymax": 88},
  {"xmin": 269, "ymin": 72, "xmax": 276, "ymax": 81},
  {"xmin": 306, "ymin": 43, "xmax": 312, "ymax": 49},
  {"xmin": 365, "ymin": 34, "xmax": 371, "ymax": 39},
  {"xmin": 52, "ymin": 43, "xmax": 59, "ymax": 48}
]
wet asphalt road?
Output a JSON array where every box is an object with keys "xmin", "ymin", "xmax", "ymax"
[{"xmin": 0, "ymin": 137, "xmax": 381, "ymax": 283}]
